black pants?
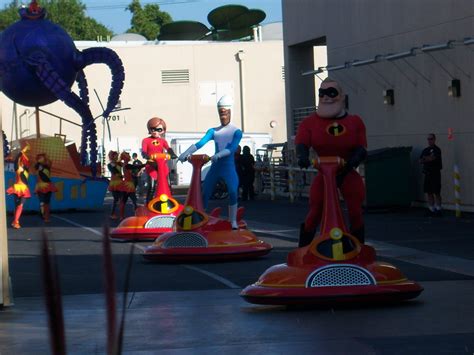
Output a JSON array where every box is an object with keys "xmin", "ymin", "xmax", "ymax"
[{"xmin": 423, "ymin": 171, "xmax": 441, "ymax": 194}]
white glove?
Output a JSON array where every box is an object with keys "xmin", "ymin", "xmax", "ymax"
[
  {"xmin": 178, "ymin": 144, "xmax": 197, "ymax": 163},
  {"xmin": 211, "ymin": 149, "xmax": 230, "ymax": 163}
]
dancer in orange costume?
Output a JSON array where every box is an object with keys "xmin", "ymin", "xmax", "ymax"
[
  {"xmin": 7, "ymin": 145, "xmax": 31, "ymax": 229},
  {"xmin": 34, "ymin": 153, "xmax": 58, "ymax": 222},
  {"xmin": 107, "ymin": 150, "xmax": 123, "ymax": 219},
  {"xmin": 118, "ymin": 151, "xmax": 141, "ymax": 219}
]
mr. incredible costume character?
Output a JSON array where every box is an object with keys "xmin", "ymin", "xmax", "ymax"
[
  {"xmin": 178, "ymin": 95, "xmax": 242, "ymax": 229},
  {"xmin": 7, "ymin": 145, "xmax": 31, "ymax": 229},
  {"xmin": 296, "ymin": 78, "xmax": 367, "ymax": 245},
  {"xmin": 141, "ymin": 117, "xmax": 177, "ymax": 203}
]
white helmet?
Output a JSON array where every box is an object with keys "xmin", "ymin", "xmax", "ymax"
[{"xmin": 217, "ymin": 95, "xmax": 233, "ymax": 110}]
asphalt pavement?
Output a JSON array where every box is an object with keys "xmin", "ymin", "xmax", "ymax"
[{"xmin": 1, "ymin": 193, "xmax": 473, "ymax": 354}]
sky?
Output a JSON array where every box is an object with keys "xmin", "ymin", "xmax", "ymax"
[{"xmin": 0, "ymin": 0, "xmax": 282, "ymax": 35}]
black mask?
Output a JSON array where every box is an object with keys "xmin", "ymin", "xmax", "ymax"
[{"xmin": 318, "ymin": 87, "xmax": 340, "ymax": 98}]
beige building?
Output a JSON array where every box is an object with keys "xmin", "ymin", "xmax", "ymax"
[
  {"xmin": 282, "ymin": 0, "xmax": 474, "ymax": 209},
  {"xmin": 1, "ymin": 39, "xmax": 287, "ymax": 154}
]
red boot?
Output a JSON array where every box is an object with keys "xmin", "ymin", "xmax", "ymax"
[
  {"xmin": 12, "ymin": 204, "xmax": 23, "ymax": 229},
  {"xmin": 119, "ymin": 201, "xmax": 125, "ymax": 220},
  {"xmin": 43, "ymin": 204, "xmax": 51, "ymax": 223}
]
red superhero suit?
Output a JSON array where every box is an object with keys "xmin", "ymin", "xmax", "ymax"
[
  {"xmin": 7, "ymin": 146, "xmax": 31, "ymax": 229},
  {"xmin": 141, "ymin": 117, "xmax": 177, "ymax": 204},
  {"xmin": 141, "ymin": 137, "xmax": 171, "ymax": 180},
  {"xmin": 296, "ymin": 113, "xmax": 367, "ymax": 244}
]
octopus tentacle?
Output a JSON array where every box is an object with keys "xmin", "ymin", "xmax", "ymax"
[
  {"xmin": 75, "ymin": 70, "xmax": 90, "ymax": 106},
  {"xmin": 78, "ymin": 47, "xmax": 125, "ymax": 119},
  {"xmin": 26, "ymin": 50, "xmax": 97, "ymax": 172}
]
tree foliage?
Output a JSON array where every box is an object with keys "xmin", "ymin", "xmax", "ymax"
[
  {"xmin": 126, "ymin": 0, "xmax": 172, "ymax": 40},
  {"xmin": 0, "ymin": 0, "xmax": 112, "ymax": 40}
]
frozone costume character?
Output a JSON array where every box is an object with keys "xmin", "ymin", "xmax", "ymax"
[
  {"xmin": 7, "ymin": 145, "xmax": 31, "ymax": 229},
  {"xmin": 141, "ymin": 117, "xmax": 177, "ymax": 204},
  {"xmin": 295, "ymin": 78, "xmax": 367, "ymax": 245},
  {"xmin": 34, "ymin": 153, "xmax": 58, "ymax": 222},
  {"xmin": 178, "ymin": 95, "xmax": 243, "ymax": 229},
  {"xmin": 107, "ymin": 150, "xmax": 123, "ymax": 220}
]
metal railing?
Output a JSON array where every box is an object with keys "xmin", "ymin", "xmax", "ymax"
[{"xmin": 256, "ymin": 163, "xmax": 317, "ymax": 202}]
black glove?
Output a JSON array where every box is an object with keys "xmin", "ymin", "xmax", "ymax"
[
  {"xmin": 296, "ymin": 144, "xmax": 310, "ymax": 169},
  {"xmin": 167, "ymin": 148, "xmax": 178, "ymax": 160},
  {"xmin": 336, "ymin": 166, "xmax": 351, "ymax": 187},
  {"xmin": 336, "ymin": 146, "xmax": 367, "ymax": 187}
]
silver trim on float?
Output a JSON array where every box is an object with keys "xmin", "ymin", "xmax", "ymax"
[
  {"xmin": 144, "ymin": 216, "xmax": 176, "ymax": 229},
  {"xmin": 162, "ymin": 232, "xmax": 208, "ymax": 248},
  {"xmin": 305, "ymin": 264, "xmax": 376, "ymax": 288}
]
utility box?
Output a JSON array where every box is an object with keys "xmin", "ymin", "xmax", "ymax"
[{"xmin": 364, "ymin": 146, "xmax": 414, "ymax": 208}]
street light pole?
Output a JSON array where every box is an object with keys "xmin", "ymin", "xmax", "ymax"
[{"xmin": 237, "ymin": 50, "xmax": 245, "ymax": 133}]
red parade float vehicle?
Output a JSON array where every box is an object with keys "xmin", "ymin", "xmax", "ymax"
[
  {"xmin": 240, "ymin": 157, "xmax": 423, "ymax": 305},
  {"xmin": 110, "ymin": 153, "xmax": 183, "ymax": 241},
  {"xmin": 143, "ymin": 154, "xmax": 272, "ymax": 262}
]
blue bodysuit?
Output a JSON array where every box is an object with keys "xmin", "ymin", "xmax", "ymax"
[{"xmin": 195, "ymin": 124, "xmax": 242, "ymax": 208}]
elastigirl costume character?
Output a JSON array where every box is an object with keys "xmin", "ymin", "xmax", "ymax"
[
  {"xmin": 141, "ymin": 117, "xmax": 176, "ymax": 203},
  {"xmin": 7, "ymin": 145, "xmax": 31, "ymax": 229},
  {"xmin": 178, "ymin": 95, "xmax": 242, "ymax": 229},
  {"xmin": 295, "ymin": 78, "xmax": 367, "ymax": 245},
  {"xmin": 107, "ymin": 150, "xmax": 123, "ymax": 219},
  {"xmin": 34, "ymin": 153, "xmax": 58, "ymax": 222}
]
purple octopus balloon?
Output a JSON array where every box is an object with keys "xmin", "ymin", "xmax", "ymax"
[{"xmin": 0, "ymin": 1, "xmax": 125, "ymax": 176}]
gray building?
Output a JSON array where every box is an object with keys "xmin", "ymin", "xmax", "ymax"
[{"xmin": 283, "ymin": 0, "xmax": 474, "ymax": 210}]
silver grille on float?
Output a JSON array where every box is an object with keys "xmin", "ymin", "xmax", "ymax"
[
  {"xmin": 144, "ymin": 216, "xmax": 175, "ymax": 229},
  {"xmin": 306, "ymin": 264, "xmax": 376, "ymax": 287},
  {"xmin": 162, "ymin": 232, "xmax": 208, "ymax": 248}
]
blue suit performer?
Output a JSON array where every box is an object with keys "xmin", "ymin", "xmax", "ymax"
[{"xmin": 178, "ymin": 95, "xmax": 242, "ymax": 229}]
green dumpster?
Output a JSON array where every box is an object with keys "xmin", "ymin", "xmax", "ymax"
[{"xmin": 364, "ymin": 146, "xmax": 414, "ymax": 208}]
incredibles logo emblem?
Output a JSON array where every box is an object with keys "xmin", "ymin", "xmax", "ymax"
[
  {"xmin": 327, "ymin": 122, "xmax": 346, "ymax": 137},
  {"xmin": 152, "ymin": 140, "xmax": 160, "ymax": 146}
]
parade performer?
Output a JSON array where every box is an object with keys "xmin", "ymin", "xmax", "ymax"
[
  {"xmin": 295, "ymin": 78, "xmax": 367, "ymax": 245},
  {"xmin": 118, "ymin": 151, "xmax": 141, "ymax": 219},
  {"xmin": 34, "ymin": 153, "xmax": 58, "ymax": 222},
  {"xmin": 7, "ymin": 145, "xmax": 31, "ymax": 229},
  {"xmin": 141, "ymin": 117, "xmax": 177, "ymax": 203},
  {"xmin": 107, "ymin": 150, "xmax": 123, "ymax": 219},
  {"xmin": 178, "ymin": 95, "xmax": 242, "ymax": 229}
]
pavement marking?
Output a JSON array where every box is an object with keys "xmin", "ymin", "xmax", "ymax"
[
  {"xmin": 53, "ymin": 215, "xmax": 240, "ymax": 287},
  {"xmin": 247, "ymin": 219, "xmax": 474, "ymax": 277},
  {"xmin": 52, "ymin": 215, "xmax": 146, "ymax": 252},
  {"xmin": 182, "ymin": 265, "xmax": 240, "ymax": 289},
  {"xmin": 368, "ymin": 240, "xmax": 474, "ymax": 277}
]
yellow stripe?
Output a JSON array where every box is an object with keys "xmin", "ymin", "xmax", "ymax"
[
  {"xmin": 377, "ymin": 278, "xmax": 408, "ymax": 285},
  {"xmin": 258, "ymin": 283, "xmax": 305, "ymax": 288}
]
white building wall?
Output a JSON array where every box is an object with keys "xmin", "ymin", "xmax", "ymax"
[
  {"xmin": 282, "ymin": 0, "xmax": 474, "ymax": 208},
  {"xmin": 1, "ymin": 40, "xmax": 287, "ymax": 152}
]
